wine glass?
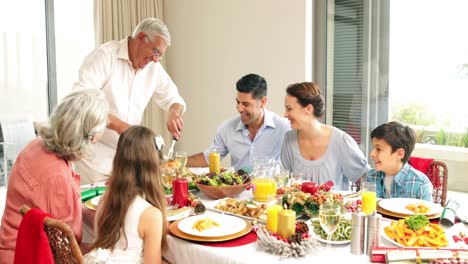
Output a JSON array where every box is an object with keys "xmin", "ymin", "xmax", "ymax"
[
  {"xmin": 175, "ymin": 151, "xmax": 188, "ymax": 174},
  {"xmin": 274, "ymin": 170, "xmax": 289, "ymax": 189},
  {"xmin": 161, "ymin": 167, "xmax": 177, "ymax": 191},
  {"xmin": 319, "ymin": 203, "xmax": 342, "ymax": 250}
]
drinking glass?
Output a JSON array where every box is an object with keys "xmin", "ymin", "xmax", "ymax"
[
  {"xmin": 319, "ymin": 203, "xmax": 342, "ymax": 250},
  {"xmin": 274, "ymin": 170, "xmax": 289, "ymax": 189},
  {"xmin": 290, "ymin": 172, "xmax": 304, "ymax": 189},
  {"xmin": 161, "ymin": 167, "xmax": 177, "ymax": 190},
  {"xmin": 175, "ymin": 151, "xmax": 188, "ymax": 174},
  {"xmin": 361, "ymin": 182, "xmax": 377, "ymax": 215}
]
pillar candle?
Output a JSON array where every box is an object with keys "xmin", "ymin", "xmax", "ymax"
[
  {"xmin": 266, "ymin": 205, "xmax": 283, "ymax": 233},
  {"xmin": 277, "ymin": 209, "xmax": 296, "ymax": 239}
]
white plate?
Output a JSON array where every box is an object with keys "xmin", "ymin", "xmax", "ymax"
[
  {"xmin": 378, "ymin": 198, "xmax": 442, "ymax": 216},
  {"xmin": 177, "ymin": 214, "xmax": 246, "ymax": 237},
  {"xmin": 307, "ymin": 218, "xmax": 351, "ymax": 245},
  {"xmin": 90, "ymin": 195, "xmax": 102, "ymax": 207}
]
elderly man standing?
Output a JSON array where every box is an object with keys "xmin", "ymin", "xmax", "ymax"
[
  {"xmin": 187, "ymin": 73, "xmax": 290, "ymax": 171},
  {"xmin": 73, "ymin": 18, "xmax": 186, "ymax": 185}
]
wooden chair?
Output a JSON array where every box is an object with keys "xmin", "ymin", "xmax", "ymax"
[
  {"xmin": 426, "ymin": 160, "xmax": 448, "ymax": 207},
  {"xmin": 409, "ymin": 158, "xmax": 449, "ymax": 206},
  {"xmin": 19, "ymin": 205, "xmax": 84, "ymax": 264}
]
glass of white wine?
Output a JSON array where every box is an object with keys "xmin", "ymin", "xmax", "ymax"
[
  {"xmin": 273, "ymin": 170, "xmax": 289, "ymax": 189},
  {"xmin": 175, "ymin": 151, "xmax": 188, "ymax": 174},
  {"xmin": 161, "ymin": 167, "xmax": 177, "ymax": 191},
  {"xmin": 319, "ymin": 203, "xmax": 342, "ymax": 250}
]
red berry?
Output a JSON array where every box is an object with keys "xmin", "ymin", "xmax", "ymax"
[
  {"xmin": 453, "ymin": 235, "xmax": 462, "ymax": 243},
  {"xmin": 464, "ymin": 237, "xmax": 468, "ymax": 245}
]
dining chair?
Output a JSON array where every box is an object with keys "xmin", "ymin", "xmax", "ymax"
[
  {"xmin": 409, "ymin": 157, "xmax": 448, "ymax": 207},
  {"xmin": 0, "ymin": 117, "xmax": 37, "ymax": 186},
  {"xmin": 19, "ymin": 205, "xmax": 84, "ymax": 264}
]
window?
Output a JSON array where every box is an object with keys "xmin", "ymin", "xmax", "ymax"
[
  {"xmin": 324, "ymin": 0, "xmax": 390, "ymax": 156},
  {"xmin": 389, "ymin": 0, "xmax": 468, "ymax": 148},
  {"xmin": 0, "ymin": 1, "xmax": 49, "ymax": 121}
]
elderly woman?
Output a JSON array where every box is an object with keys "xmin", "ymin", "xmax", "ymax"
[
  {"xmin": 281, "ymin": 82, "xmax": 369, "ymax": 191},
  {"xmin": 0, "ymin": 89, "xmax": 109, "ymax": 263}
]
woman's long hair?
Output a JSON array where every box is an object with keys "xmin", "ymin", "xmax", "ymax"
[{"xmin": 91, "ymin": 125, "xmax": 167, "ymax": 251}]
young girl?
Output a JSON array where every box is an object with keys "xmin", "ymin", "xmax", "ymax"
[{"xmin": 85, "ymin": 126, "xmax": 168, "ymax": 263}]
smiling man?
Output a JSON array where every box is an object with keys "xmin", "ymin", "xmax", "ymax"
[
  {"xmin": 73, "ymin": 18, "xmax": 186, "ymax": 185},
  {"xmin": 187, "ymin": 73, "xmax": 290, "ymax": 171}
]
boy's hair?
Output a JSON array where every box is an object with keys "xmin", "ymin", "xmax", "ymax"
[{"xmin": 370, "ymin": 121, "xmax": 416, "ymax": 163}]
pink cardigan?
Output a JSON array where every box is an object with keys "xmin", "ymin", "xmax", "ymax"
[{"xmin": 0, "ymin": 138, "xmax": 82, "ymax": 264}]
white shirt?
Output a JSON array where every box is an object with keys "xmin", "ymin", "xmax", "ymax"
[{"xmin": 73, "ymin": 38, "xmax": 186, "ymax": 175}]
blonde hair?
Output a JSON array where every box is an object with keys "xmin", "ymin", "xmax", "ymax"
[{"xmin": 39, "ymin": 89, "xmax": 109, "ymax": 160}]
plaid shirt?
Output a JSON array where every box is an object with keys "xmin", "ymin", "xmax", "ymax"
[{"xmin": 366, "ymin": 162, "xmax": 433, "ymax": 201}]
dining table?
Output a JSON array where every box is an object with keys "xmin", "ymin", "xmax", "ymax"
[{"xmin": 81, "ymin": 182, "xmax": 468, "ymax": 264}]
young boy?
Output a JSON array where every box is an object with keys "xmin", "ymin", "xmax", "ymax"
[{"xmin": 366, "ymin": 121, "xmax": 433, "ymax": 201}]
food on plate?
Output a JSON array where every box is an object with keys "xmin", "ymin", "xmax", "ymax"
[
  {"xmin": 343, "ymin": 199, "xmax": 362, "ymax": 213},
  {"xmin": 214, "ymin": 198, "xmax": 268, "ymax": 221},
  {"xmin": 311, "ymin": 218, "xmax": 352, "ymax": 241},
  {"xmin": 383, "ymin": 215, "xmax": 448, "ymax": 248},
  {"xmin": 405, "ymin": 202, "xmax": 430, "ymax": 214},
  {"xmin": 281, "ymin": 183, "xmax": 343, "ymax": 218},
  {"xmin": 198, "ymin": 168, "xmax": 250, "ymax": 187},
  {"xmin": 192, "ymin": 218, "xmax": 220, "ymax": 232}
]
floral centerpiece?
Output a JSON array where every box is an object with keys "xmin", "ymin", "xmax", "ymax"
[
  {"xmin": 255, "ymin": 221, "xmax": 320, "ymax": 258},
  {"xmin": 279, "ymin": 181, "xmax": 344, "ymax": 218}
]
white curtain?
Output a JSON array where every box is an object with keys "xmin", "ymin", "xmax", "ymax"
[
  {"xmin": 0, "ymin": 1, "xmax": 49, "ymax": 121},
  {"xmin": 93, "ymin": 0, "xmax": 169, "ymax": 141}
]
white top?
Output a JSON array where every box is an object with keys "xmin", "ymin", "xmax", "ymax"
[
  {"xmin": 281, "ymin": 127, "xmax": 370, "ymax": 191},
  {"xmin": 84, "ymin": 195, "xmax": 152, "ymax": 263},
  {"xmin": 384, "ymin": 175, "xmax": 393, "ymax": 197},
  {"xmin": 73, "ymin": 38, "xmax": 186, "ymax": 177}
]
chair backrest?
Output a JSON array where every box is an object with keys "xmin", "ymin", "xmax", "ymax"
[
  {"xmin": 19, "ymin": 205, "xmax": 84, "ymax": 264},
  {"xmin": 427, "ymin": 160, "xmax": 448, "ymax": 207},
  {"xmin": 0, "ymin": 117, "xmax": 36, "ymax": 162},
  {"xmin": 409, "ymin": 157, "xmax": 448, "ymax": 206}
]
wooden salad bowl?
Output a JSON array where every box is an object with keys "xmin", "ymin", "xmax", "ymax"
[{"xmin": 195, "ymin": 178, "xmax": 252, "ymax": 199}]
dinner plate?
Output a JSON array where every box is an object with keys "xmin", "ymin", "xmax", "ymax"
[
  {"xmin": 84, "ymin": 199, "xmax": 96, "ymax": 211},
  {"xmin": 378, "ymin": 198, "xmax": 442, "ymax": 216},
  {"xmin": 90, "ymin": 195, "xmax": 101, "ymax": 207},
  {"xmin": 169, "ymin": 218, "xmax": 252, "ymax": 242},
  {"xmin": 380, "ymin": 223, "xmax": 456, "ymax": 249},
  {"xmin": 307, "ymin": 218, "xmax": 351, "ymax": 245},
  {"xmin": 177, "ymin": 214, "xmax": 247, "ymax": 238}
]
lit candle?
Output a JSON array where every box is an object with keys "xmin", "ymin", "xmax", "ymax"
[
  {"xmin": 277, "ymin": 209, "xmax": 296, "ymax": 239},
  {"xmin": 266, "ymin": 205, "xmax": 283, "ymax": 233}
]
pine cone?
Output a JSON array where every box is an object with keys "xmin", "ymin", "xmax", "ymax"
[{"xmin": 295, "ymin": 221, "xmax": 309, "ymax": 234}]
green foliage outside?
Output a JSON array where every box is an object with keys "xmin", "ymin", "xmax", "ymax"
[{"xmin": 392, "ymin": 103, "xmax": 468, "ymax": 148}]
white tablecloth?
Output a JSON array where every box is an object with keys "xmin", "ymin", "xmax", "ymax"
[{"xmin": 163, "ymin": 191, "xmax": 382, "ymax": 264}]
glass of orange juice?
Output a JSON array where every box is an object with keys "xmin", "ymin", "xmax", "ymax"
[{"xmin": 361, "ymin": 182, "xmax": 376, "ymax": 215}]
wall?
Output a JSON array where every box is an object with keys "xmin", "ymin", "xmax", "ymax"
[
  {"xmin": 413, "ymin": 144, "xmax": 468, "ymax": 192},
  {"xmin": 163, "ymin": 0, "xmax": 309, "ymax": 165}
]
